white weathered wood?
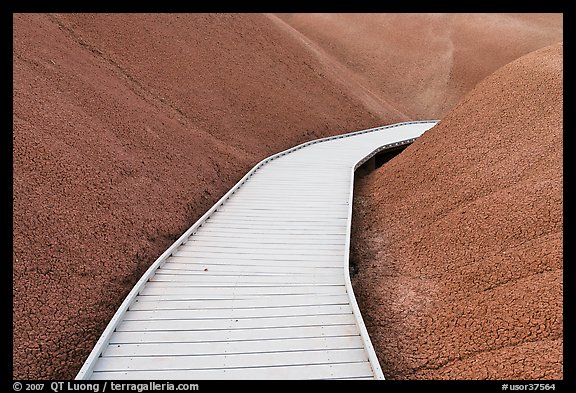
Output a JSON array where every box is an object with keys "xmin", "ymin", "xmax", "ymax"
[
  {"xmin": 150, "ymin": 273, "xmax": 343, "ymax": 285},
  {"xmin": 139, "ymin": 284, "xmax": 347, "ymax": 296},
  {"xmin": 129, "ymin": 294, "xmax": 352, "ymax": 310},
  {"xmin": 91, "ymin": 361, "xmax": 375, "ymax": 380},
  {"xmin": 200, "ymin": 222, "xmax": 349, "ymax": 231},
  {"xmin": 220, "ymin": 202, "xmax": 349, "ymax": 208},
  {"xmin": 194, "ymin": 228, "xmax": 348, "ymax": 236},
  {"xmin": 188, "ymin": 234, "xmax": 346, "ymax": 242},
  {"xmin": 102, "ymin": 336, "xmax": 364, "ymax": 357},
  {"xmin": 177, "ymin": 245, "xmax": 345, "ymax": 255},
  {"xmin": 77, "ymin": 121, "xmax": 438, "ymax": 380},
  {"xmin": 153, "ymin": 270, "xmax": 342, "ymax": 278},
  {"xmin": 117, "ymin": 314, "xmax": 357, "ymax": 331},
  {"xmin": 95, "ymin": 348, "xmax": 368, "ymax": 372},
  {"xmin": 206, "ymin": 218, "xmax": 349, "ymax": 226},
  {"xmin": 123, "ymin": 304, "xmax": 353, "ymax": 320},
  {"xmin": 182, "ymin": 242, "xmax": 345, "ymax": 250},
  {"xmin": 163, "ymin": 257, "xmax": 344, "ymax": 268},
  {"xmin": 158, "ymin": 262, "xmax": 342, "ymax": 274},
  {"xmin": 210, "ymin": 213, "xmax": 348, "ymax": 220},
  {"xmin": 110, "ymin": 324, "xmax": 361, "ymax": 344},
  {"xmin": 171, "ymin": 251, "xmax": 343, "ymax": 261}
]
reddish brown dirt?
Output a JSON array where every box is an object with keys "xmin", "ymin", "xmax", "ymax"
[
  {"xmin": 276, "ymin": 13, "xmax": 563, "ymax": 120},
  {"xmin": 13, "ymin": 13, "xmax": 562, "ymax": 380},
  {"xmin": 13, "ymin": 13, "xmax": 397, "ymax": 380},
  {"xmin": 351, "ymin": 42, "xmax": 563, "ymax": 379}
]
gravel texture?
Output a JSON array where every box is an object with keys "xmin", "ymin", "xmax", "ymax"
[{"xmin": 350, "ymin": 43, "xmax": 563, "ymax": 379}]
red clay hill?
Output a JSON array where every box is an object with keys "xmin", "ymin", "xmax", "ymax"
[
  {"xmin": 13, "ymin": 13, "xmax": 562, "ymax": 379},
  {"xmin": 276, "ymin": 13, "xmax": 562, "ymax": 119},
  {"xmin": 351, "ymin": 42, "xmax": 563, "ymax": 379}
]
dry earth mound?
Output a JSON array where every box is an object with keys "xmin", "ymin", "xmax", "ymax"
[
  {"xmin": 13, "ymin": 13, "xmax": 397, "ymax": 379},
  {"xmin": 13, "ymin": 12, "xmax": 562, "ymax": 379},
  {"xmin": 351, "ymin": 42, "xmax": 563, "ymax": 379},
  {"xmin": 276, "ymin": 13, "xmax": 563, "ymax": 119}
]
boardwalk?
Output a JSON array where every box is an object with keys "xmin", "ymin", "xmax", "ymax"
[{"xmin": 76, "ymin": 121, "xmax": 438, "ymax": 380}]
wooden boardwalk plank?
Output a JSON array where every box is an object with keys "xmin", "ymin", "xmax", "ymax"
[
  {"xmin": 117, "ymin": 314, "xmax": 357, "ymax": 331},
  {"xmin": 102, "ymin": 336, "xmax": 364, "ymax": 357},
  {"xmin": 172, "ymin": 249, "xmax": 343, "ymax": 258},
  {"xmin": 129, "ymin": 294, "xmax": 351, "ymax": 310},
  {"xmin": 109, "ymin": 325, "xmax": 361, "ymax": 344},
  {"xmin": 139, "ymin": 284, "xmax": 346, "ymax": 296},
  {"xmin": 91, "ymin": 361, "xmax": 374, "ymax": 380},
  {"xmin": 123, "ymin": 304, "xmax": 353, "ymax": 320},
  {"xmin": 158, "ymin": 261, "xmax": 343, "ymax": 273},
  {"xmin": 95, "ymin": 349, "xmax": 368, "ymax": 371},
  {"xmin": 150, "ymin": 273, "xmax": 343, "ymax": 284}
]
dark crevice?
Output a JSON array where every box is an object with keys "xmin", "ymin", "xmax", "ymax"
[
  {"xmin": 351, "ymin": 143, "xmax": 413, "ymax": 279},
  {"xmin": 355, "ymin": 144, "xmax": 409, "ymax": 178}
]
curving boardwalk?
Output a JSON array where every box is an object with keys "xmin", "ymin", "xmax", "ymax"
[{"xmin": 76, "ymin": 120, "xmax": 438, "ymax": 380}]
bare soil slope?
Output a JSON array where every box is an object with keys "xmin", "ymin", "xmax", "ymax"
[
  {"xmin": 13, "ymin": 13, "xmax": 399, "ymax": 379},
  {"xmin": 13, "ymin": 13, "xmax": 562, "ymax": 379},
  {"xmin": 276, "ymin": 13, "xmax": 563, "ymax": 119},
  {"xmin": 351, "ymin": 42, "xmax": 563, "ymax": 379}
]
